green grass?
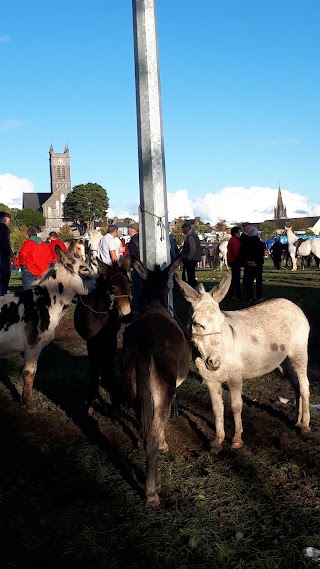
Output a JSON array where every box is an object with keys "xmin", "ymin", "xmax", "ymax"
[{"xmin": 1, "ymin": 262, "xmax": 320, "ymax": 568}]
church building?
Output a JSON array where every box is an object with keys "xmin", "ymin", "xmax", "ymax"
[
  {"xmin": 274, "ymin": 184, "xmax": 287, "ymax": 219},
  {"xmin": 22, "ymin": 145, "xmax": 71, "ymax": 234}
]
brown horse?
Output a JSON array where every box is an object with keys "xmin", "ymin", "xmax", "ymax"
[
  {"xmin": 122, "ymin": 256, "xmax": 190, "ymax": 507},
  {"xmin": 74, "ymin": 255, "xmax": 132, "ymax": 406},
  {"xmin": 66, "ymin": 238, "xmax": 86, "ymax": 261}
]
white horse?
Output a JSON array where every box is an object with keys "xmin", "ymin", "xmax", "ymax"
[
  {"xmin": 218, "ymin": 240, "xmax": 229, "ymax": 271},
  {"xmin": 285, "ymin": 226, "xmax": 320, "ymax": 271},
  {"xmin": 175, "ymin": 272, "xmax": 311, "ymax": 454},
  {"xmin": 86, "ymin": 228, "xmax": 103, "ymax": 272}
]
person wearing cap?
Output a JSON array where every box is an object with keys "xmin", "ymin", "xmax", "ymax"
[
  {"xmin": 181, "ymin": 221, "xmax": 202, "ymax": 289},
  {"xmin": 240, "ymin": 226, "xmax": 265, "ymax": 302},
  {"xmin": 97, "ymin": 224, "xmax": 119, "ymax": 266},
  {"xmin": 240, "ymin": 222, "xmax": 252, "ymax": 243},
  {"xmin": 128, "ymin": 222, "xmax": 139, "ymax": 258},
  {"xmin": 19, "ymin": 227, "xmax": 53, "ymax": 290},
  {"xmin": 127, "ymin": 222, "xmax": 142, "ymax": 311}
]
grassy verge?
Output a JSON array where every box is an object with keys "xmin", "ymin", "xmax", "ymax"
[{"xmin": 1, "ymin": 262, "xmax": 320, "ymax": 568}]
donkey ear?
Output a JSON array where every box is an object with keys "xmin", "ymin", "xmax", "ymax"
[
  {"xmin": 174, "ymin": 274, "xmax": 201, "ymax": 304},
  {"xmin": 97, "ymin": 258, "xmax": 109, "ymax": 276},
  {"xmin": 167, "ymin": 256, "xmax": 181, "ymax": 279},
  {"xmin": 121, "ymin": 254, "xmax": 131, "ymax": 272},
  {"xmin": 210, "ymin": 273, "xmax": 231, "ymax": 303},
  {"xmin": 131, "ymin": 256, "xmax": 149, "ymax": 280},
  {"xmin": 55, "ymin": 245, "xmax": 74, "ymax": 264}
]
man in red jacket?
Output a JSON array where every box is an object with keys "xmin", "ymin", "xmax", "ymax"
[
  {"xmin": 46, "ymin": 231, "xmax": 68, "ymax": 261},
  {"xmin": 19, "ymin": 227, "xmax": 53, "ymax": 290}
]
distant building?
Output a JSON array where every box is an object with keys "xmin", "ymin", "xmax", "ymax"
[
  {"xmin": 274, "ymin": 184, "xmax": 287, "ymax": 220},
  {"xmin": 23, "ymin": 145, "xmax": 72, "ymax": 234}
]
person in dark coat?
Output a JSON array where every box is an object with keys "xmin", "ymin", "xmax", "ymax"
[
  {"xmin": 270, "ymin": 236, "xmax": 282, "ymax": 270},
  {"xmin": 240, "ymin": 226, "xmax": 265, "ymax": 302},
  {"xmin": 0, "ymin": 211, "xmax": 13, "ymax": 296},
  {"xmin": 181, "ymin": 221, "xmax": 202, "ymax": 289},
  {"xmin": 128, "ymin": 222, "xmax": 142, "ymax": 311}
]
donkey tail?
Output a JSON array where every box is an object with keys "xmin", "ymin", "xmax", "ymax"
[{"xmin": 136, "ymin": 356, "xmax": 154, "ymax": 441}]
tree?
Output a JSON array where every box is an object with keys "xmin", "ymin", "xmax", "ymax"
[
  {"xmin": 258, "ymin": 221, "xmax": 276, "ymax": 239},
  {"xmin": 14, "ymin": 208, "xmax": 46, "ymax": 230},
  {"xmin": 10, "ymin": 225, "xmax": 28, "ymax": 253},
  {"xmin": 58, "ymin": 224, "xmax": 74, "ymax": 241},
  {"xmin": 170, "ymin": 219, "xmax": 185, "ymax": 245},
  {"xmin": 213, "ymin": 218, "xmax": 229, "ymax": 234},
  {"xmin": 63, "ymin": 183, "xmax": 109, "ymax": 232},
  {"xmin": 0, "ymin": 203, "xmax": 11, "ymax": 213}
]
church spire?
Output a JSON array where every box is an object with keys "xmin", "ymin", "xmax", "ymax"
[{"xmin": 274, "ymin": 182, "xmax": 287, "ymax": 219}]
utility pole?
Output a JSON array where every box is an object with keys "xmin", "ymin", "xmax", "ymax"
[{"xmin": 132, "ymin": 0, "xmax": 170, "ymax": 270}]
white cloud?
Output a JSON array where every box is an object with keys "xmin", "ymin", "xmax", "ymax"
[
  {"xmin": 2, "ymin": 175, "xmax": 320, "ymax": 227},
  {"xmin": 111, "ymin": 186, "xmax": 320, "ymax": 226},
  {"xmin": 0, "ymin": 119, "xmax": 25, "ymax": 131},
  {"xmin": 0, "ymin": 173, "xmax": 35, "ymax": 209}
]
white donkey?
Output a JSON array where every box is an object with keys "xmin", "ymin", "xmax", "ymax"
[
  {"xmin": 175, "ymin": 273, "xmax": 311, "ymax": 454},
  {"xmin": 0, "ymin": 247, "xmax": 97, "ymax": 412}
]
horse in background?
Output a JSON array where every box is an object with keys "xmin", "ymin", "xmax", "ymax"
[
  {"xmin": 86, "ymin": 229, "xmax": 103, "ymax": 272},
  {"xmin": 74, "ymin": 255, "xmax": 132, "ymax": 407},
  {"xmin": 175, "ymin": 272, "xmax": 310, "ymax": 454},
  {"xmin": 285, "ymin": 226, "xmax": 320, "ymax": 271},
  {"xmin": 122, "ymin": 256, "xmax": 190, "ymax": 507},
  {"xmin": 218, "ymin": 239, "xmax": 229, "ymax": 271},
  {"xmin": 206, "ymin": 240, "xmax": 229, "ymax": 271},
  {"xmin": 66, "ymin": 239, "xmax": 86, "ymax": 261}
]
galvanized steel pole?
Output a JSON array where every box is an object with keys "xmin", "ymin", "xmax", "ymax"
[{"xmin": 132, "ymin": 0, "xmax": 170, "ymax": 270}]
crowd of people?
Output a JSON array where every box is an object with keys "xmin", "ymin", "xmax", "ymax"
[
  {"xmin": 0, "ymin": 210, "xmax": 280, "ymax": 304},
  {"xmin": 0, "ymin": 214, "xmax": 141, "ymax": 298},
  {"xmin": 179, "ymin": 220, "xmax": 266, "ymax": 303}
]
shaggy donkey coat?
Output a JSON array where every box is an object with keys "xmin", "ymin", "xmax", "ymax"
[
  {"xmin": 74, "ymin": 255, "xmax": 132, "ymax": 406},
  {"xmin": 122, "ymin": 257, "xmax": 190, "ymax": 507},
  {"xmin": 0, "ymin": 246, "xmax": 96, "ymax": 412},
  {"xmin": 175, "ymin": 273, "xmax": 310, "ymax": 454}
]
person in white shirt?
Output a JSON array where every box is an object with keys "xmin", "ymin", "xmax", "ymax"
[{"xmin": 97, "ymin": 225, "xmax": 119, "ymax": 266}]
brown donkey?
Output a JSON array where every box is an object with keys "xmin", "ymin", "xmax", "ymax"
[
  {"xmin": 122, "ymin": 257, "xmax": 190, "ymax": 507},
  {"xmin": 74, "ymin": 255, "xmax": 132, "ymax": 406}
]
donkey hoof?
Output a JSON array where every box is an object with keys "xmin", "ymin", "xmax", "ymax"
[
  {"xmin": 231, "ymin": 441, "xmax": 244, "ymax": 450},
  {"xmin": 210, "ymin": 443, "xmax": 222, "ymax": 455},
  {"xmin": 26, "ymin": 405, "xmax": 37, "ymax": 414},
  {"xmin": 300, "ymin": 425, "xmax": 311, "ymax": 435},
  {"xmin": 146, "ymin": 493, "xmax": 160, "ymax": 508},
  {"xmin": 159, "ymin": 441, "xmax": 169, "ymax": 453}
]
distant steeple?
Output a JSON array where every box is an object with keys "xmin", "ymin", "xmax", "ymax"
[{"xmin": 274, "ymin": 182, "xmax": 287, "ymax": 219}]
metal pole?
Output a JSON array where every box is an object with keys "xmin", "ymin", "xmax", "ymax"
[{"xmin": 132, "ymin": 0, "xmax": 170, "ymax": 270}]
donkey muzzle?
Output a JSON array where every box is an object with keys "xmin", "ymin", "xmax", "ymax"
[{"xmin": 205, "ymin": 356, "xmax": 221, "ymax": 371}]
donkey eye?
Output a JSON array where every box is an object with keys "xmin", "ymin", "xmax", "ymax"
[{"xmin": 193, "ymin": 322, "xmax": 204, "ymax": 329}]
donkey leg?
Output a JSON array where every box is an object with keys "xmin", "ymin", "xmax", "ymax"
[
  {"xmin": 228, "ymin": 379, "xmax": 244, "ymax": 449},
  {"xmin": 145, "ymin": 432, "xmax": 161, "ymax": 507},
  {"xmin": 281, "ymin": 356, "xmax": 311, "ymax": 433},
  {"xmin": 204, "ymin": 379, "xmax": 225, "ymax": 454},
  {"xmin": 87, "ymin": 339, "xmax": 101, "ymax": 405},
  {"xmin": 21, "ymin": 348, "xmax": 41, "ymax": 413}
]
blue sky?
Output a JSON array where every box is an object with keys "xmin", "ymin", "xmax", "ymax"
[{"xmin": 1, "ymin": 0, "xmax": 319, "ymax": 224}]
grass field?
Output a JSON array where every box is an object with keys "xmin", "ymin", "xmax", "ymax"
[{"xmin": 1, "ymin": 259, "xmax": 320, "ymax": 569}]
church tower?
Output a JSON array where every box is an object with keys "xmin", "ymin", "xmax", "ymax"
[
  {"xmin": 42, "ymin": 145, "xmax": 72, "ymax": 233},
  {"xmin": 274, "ymin": 183, "xmax": 287, "ymax": 219},
  {"xmin": 49, "ymin": 144, "xmax": 71, "ymax": 195}
]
